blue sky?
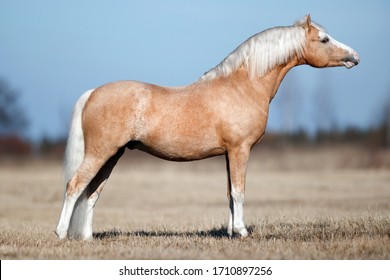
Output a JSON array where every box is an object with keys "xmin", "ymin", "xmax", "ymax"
[{"xmin": 1, "ymin": 0, "xmax": 389, "ymax": 140}]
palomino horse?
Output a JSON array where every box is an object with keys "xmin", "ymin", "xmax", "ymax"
[{"xmin": 56, "ymin": 15, "xmax": 359, "ymax": 240}]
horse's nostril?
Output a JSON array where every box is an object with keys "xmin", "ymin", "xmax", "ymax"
[{"xmin": 344, "ymin": 53, "xmax": 360, "ymax": 66}]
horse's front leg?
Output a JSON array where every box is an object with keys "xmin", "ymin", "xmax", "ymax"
[{"xmin": 226, "ymin": 145, "xmax": 250, "ymax": 238}]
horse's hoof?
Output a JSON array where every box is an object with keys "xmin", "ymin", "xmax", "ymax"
[
  {"xmin": 229, "ymin": 227, "xmax": 248, "ymax": 238},
  {"xmin": 55, "ymin": 227, "xmax": 68, "ymax": 239},
  {"xmin": 238, "ymin": 228, "xmax": 248, "ymax": 238},
  {"xmin": 55, "ymin": 230, "xmax": 67, "ymax": 239}
]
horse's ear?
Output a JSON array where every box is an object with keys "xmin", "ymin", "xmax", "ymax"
[{"xmin": 305, "ymin": 14, "xmax": 312, "ymax": 31}]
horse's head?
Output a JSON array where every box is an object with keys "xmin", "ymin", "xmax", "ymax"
[{"xmin": 299, "ymin": 15, "xmax": 360, "ymax": 69}]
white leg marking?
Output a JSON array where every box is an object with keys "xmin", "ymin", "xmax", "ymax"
[
  {"xmin": 83, "ymin": 192, "xmax": 101, "ymax": 240},
  {"xmin": 228, "ymin": 199, "xmax": 233, "ymax": 237},
  {"xmin": 67, "ymin": 191, "xmax": 90, "ymax": 240},
  {"xmin": 55, "ymin": 192, "xmax": 80, "ymax": 239},
  {"xmin": 67, "ymin": 185, "xmax": 103, "ymax": 240},
  {"xmin": 231, "ymin": 187, "xmax": 248, "ymax": 237}
]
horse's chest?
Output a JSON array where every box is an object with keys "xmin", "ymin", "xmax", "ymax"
[{"xmin": 222, "ymin": 108, "xmax": 268, "ymax": 145}]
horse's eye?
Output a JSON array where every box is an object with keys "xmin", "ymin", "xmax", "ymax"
[{"xmin": 321, "ymin": 37, "xmax": 329, "ymax": 44}]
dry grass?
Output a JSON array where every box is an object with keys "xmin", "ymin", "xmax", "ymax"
[
  {"xmin": 0, "ymin": 146, "xmax": 389, "ymax": 259},
  {"xmin": 1, "ymin": 216, "xmax": 389, "ymax": 260}
]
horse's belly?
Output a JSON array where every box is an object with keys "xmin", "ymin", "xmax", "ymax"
[{"xmin": 127, "ymin": 138, "xmax": 225, "ymax": 162}]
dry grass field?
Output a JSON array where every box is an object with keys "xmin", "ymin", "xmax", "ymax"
[{"xmin": 0, "ymin": 145, "xmax": 389, "ymax": 259}]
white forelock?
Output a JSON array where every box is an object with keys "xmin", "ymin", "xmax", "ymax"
[{"xmin": 200, "ymin": 17, "xmax": 314, "ymax": 81}]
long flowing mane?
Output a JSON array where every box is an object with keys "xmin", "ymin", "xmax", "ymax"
[{"xmin": 199, "ymin": 18, "xmax": 325, "ymax": 81}]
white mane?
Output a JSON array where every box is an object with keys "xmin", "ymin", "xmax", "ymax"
[{"xmin": 199, "ymin": 17, "xmax": 323, "ymax": 81}]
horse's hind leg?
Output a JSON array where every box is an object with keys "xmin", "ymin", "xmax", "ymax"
[
  {"xmin": 55, "ymin": 150, "xmax": 119, "ymax": 239},
  {"xmin": 68, "ymin": 148, "xmax": 125, "ymax": 240}
]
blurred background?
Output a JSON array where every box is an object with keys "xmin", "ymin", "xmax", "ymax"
[{"xmin": 1, "ymin": 0, "xmax": 389, "ymax": 159}]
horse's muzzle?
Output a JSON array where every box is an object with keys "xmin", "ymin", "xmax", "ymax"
[{"xmin": 343, "ymin": 51, "xmax": 360, "ymax": 69}]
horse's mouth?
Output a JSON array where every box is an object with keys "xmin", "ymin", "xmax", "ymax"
[{"xmin": 343, "ymin": 61, "xmax": 357, "ymax": 69}]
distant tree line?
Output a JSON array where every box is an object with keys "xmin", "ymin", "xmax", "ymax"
[
  {"xmin": 0, "ymin": 78, "xmax": 31, "ymax": 157},
  {"xmin": 262, "ymin": 125, "xmax": 390, "ymax": 148}
]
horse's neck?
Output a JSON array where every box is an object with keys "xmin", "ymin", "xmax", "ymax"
[
  {"xmin": 215, "ymin": 58, "xmax": 300, "ymax": 106},
  {"xmin": 255, "ymin": 58, "xmax": 302, "ymax": 103},
  {"xmin": 193, "ymin": 56, "xmax": 302, "ymax": 108}
]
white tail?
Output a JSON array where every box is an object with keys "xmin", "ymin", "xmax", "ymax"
[{"xmin": 63, "ymin": 89, "xmax": 94, "ymax": 239}]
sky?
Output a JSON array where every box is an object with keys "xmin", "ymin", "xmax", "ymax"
[{"xmin": 1, "ymin": 0, "xmax": 389, "ymax": 140}]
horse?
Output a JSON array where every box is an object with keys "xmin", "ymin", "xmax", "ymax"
[{"xmin": 55, "ymin": 15, "xmax": 359, "ymax": 240}]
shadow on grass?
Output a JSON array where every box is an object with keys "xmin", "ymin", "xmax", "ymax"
[
  {"xmin": 93, "ymin": 226, "xmax": 255, "ymax": 240},
  {"xmin": 92, "ymin": 217, "xmax": 390, "ymax": 241}
]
